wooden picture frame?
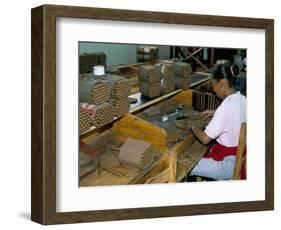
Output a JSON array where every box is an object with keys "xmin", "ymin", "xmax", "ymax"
[{"xmin": 31, "ymin": 4, "xmax": 274, "ymax": 225}]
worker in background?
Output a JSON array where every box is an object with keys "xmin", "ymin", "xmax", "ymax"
[{"xmin": 187, "ymin": 63, "xmax": 246, "ymax": 180}]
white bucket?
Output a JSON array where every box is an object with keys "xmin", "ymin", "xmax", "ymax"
[{"xmin": 93, "ymin": 65, "xmax": 105, "ymax": 76}]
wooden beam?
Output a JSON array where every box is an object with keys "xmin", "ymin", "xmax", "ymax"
[
  {"xmin": 171, "ymin": 89, "xmax": 193, "ymax": 107},
  {"xmin": 172, "ymin": 133, "xmax": 195, "ymax": 157},
  {"xmin": 233, "ymin": 123, "xmax": 247, "ymax": 180},
  {"xmin": 112, "ymin": 114, "xmax": 167, "ymax": 151},
  {"xmin": 168, "ymin": 150, "xmax": 177, "ymax": 183},
  {"xmin": 130, "ymin": 154, "xmax": 170, "ymax": 184},
  {"xmin": 129, "ymin": 89, "xmax": 182, "ymax": 113}
]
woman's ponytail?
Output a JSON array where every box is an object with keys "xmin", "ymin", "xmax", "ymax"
[
  {"xmin": 230, "ymin": 64, "xmax": 239, "ymax": 87},
  {"xmin": 213, "ymin": 62, "xmax": 239, "ymax": 88}
]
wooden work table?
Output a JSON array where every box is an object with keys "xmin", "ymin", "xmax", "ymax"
[{"xmin": 80, "ymin": 90, "xmax": 210, "ymax": 186}]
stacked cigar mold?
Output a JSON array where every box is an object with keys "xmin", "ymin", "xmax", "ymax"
[
  {"xmin": 174, "ymin": 62, "xmax": 192, "ymax": 90},
  {"xmin": 118, "ymin": 138, "xmax": 154, "ymax": 170},
  {"xmin": 138, "ymin": 65, "xmax": 162, "ymax": 98},
  {"xmin": 138, "ymin": 62, "xmax": 191, "ymax": 98},
  {"xmin": 136, "ymin": 46, "xmax": 159, "ymax": 62},
  {"xmin": 159, "ymin": 63, "xmax": 175, "ymax": 94}
]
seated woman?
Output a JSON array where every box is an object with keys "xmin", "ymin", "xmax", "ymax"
[{"xmin": 188, "ymin": 63, "xmax": 246, "ymax": 180}]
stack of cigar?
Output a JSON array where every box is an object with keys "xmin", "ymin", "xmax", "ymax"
[
  {"xmin": 80, "ymin": 102, "xmax": 115, "ymax": 129},
  {"xmin": 110, "ymin": 75, "xmax": 131, "ymax": 99},
  {"xmin": 98, "ymin": 74, "xmax": 132, "ymax": 118},
  {"xmin": 111, "ymin": 97, "xmax": 131, "ymax": 118},
  {"xmin": 139, "ymin": 65, "xmax": 161, "ymax": 98},
  {"xmin": 136, "ymin": 46, "xmax": 159, "ymax": 62},
  {"xmin": 119, "ymin": 138, "xmax": 154, "ymax": 170},
  {"xmin": 79, "ymin": 79, "xmax": 111, "ymax": 105},
  {"xmin": 159, "ymin": 63, "xmax": 175, "ymax": 94},
  {"xmin": 90, "ymin": 103, "xmax": 115, "ymax": 128},
  {"xmin": 174, "ymin": 62, "xmax": 192, "ymax": 90},
  {"xmin": 79, "ymin": 110, "xmax": 93, "ymax": 135},
  {"xmin": 79, "ymin": 73, "xmax": 132, "ymax": 132}
]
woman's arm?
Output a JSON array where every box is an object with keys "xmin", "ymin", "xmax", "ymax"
[{"xmin": 190, "ymin": 124, "xmax": 212, "ymax": 145}]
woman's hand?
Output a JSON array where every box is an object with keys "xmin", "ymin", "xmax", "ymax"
[
  {"xmin": 200, "ymin": 110, "xmax": 215, "ymax": 121},
  {"xmin": 175, "ymin": 120, "xmax": 192, "ymax": 130},
  {"xmin": 80, "ymin": 102, "xmax": 97, "ymax": 116},
  {"xmin": 185, "ymin": 120, "xmax": 192, "ymax": 130}
]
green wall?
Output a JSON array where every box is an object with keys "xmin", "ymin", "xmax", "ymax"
[{"xmin": 79, "ymin": 42, "xmax": 170, "ymax": 66}]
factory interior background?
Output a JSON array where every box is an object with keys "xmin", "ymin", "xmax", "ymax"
[{"xmin": 78, "ymin": 42, "xmax": 247, "ymax": 187}]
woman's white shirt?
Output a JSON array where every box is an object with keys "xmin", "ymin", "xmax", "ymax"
[{"xmin": 204, "ymin": 92, "xmax": 246, "ymax": 147}]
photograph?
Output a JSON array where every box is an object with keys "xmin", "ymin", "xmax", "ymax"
[
  {"xmin": 31, "ymin": 4, "xmax": 274, "ymax": 224},
  {"xmin": 78, "ymin": 43, "xmax": 247, "ymax": 186}
]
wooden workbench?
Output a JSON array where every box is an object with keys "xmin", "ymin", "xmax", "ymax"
[{"xmin": 80, "ymin": 90, "xmax": 210, "ymax": 186}]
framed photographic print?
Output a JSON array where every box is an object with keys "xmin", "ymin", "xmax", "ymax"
[{"xmin": 31, "ymin": 4, "xmax": 274, "ymax": 225}]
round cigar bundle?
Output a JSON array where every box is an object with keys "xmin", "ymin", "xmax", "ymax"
[
  {"xmin": 96, "ymin": 74, "xmax": 131, "ymax": 118},
  {"xmin": 111, "ymin": 97, "xmax": 130, "ymax": 117},
  {"xmin": 91, "ymin": 103, "xmax": 115, "ymax": 128},
  {"xmin": 97, "ymin": 74, "xmax": 131, "ymax": 99},
  {"xmin": 111, "ymin": 79, "xmax": 131, "ymax": 99},
  {"xmin": 79, "ymin": 79, "xmax": 111, "ymax": 105},
  {"xmin": 79, "ymin": 110, "xmax": 93, "ymax": 135}
]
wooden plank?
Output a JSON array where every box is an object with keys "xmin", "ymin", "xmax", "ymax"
[
  {"xmin": 80, "ymin": 160, "xmax": 144, "ymax": 186},
  {"xmin": 168, "ymin": 150, "xmax": 177, "ymax": 183},
  {"xmin": 172, "ymin": 133, "xmax": 195, "ymax": 158},
  {"xmin": 144, "ymin": 168, "xmax": 170, "ymax": 184},
  {"xmin": 171, "ymin": 89, "xmax": 193, "ymax": 107},
  {"xmin": 130, "ymin": 154, "xmax": 170, "ymax": 184},
  {"xmin": 112, "ymin": 114, "xmax": 167, "ymax": 151},
  {"xmin": 233, "ymin": 123, "xmax": 247, "ymax": 180},
  {"xmin": 129, "ymin": 89, "xmax": 182, "ymax": 113}
]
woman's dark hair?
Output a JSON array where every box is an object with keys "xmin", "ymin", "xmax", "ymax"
[{"xmin": 213, "ymin": 63, "xmax": 239, "ymax": 87}]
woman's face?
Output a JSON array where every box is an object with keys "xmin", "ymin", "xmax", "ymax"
[{"xmin": 211, "ymin": 79, "xmax": 225, "ymax": 99}]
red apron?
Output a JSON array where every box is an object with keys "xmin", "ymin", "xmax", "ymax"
[{"xmin": 204, "ymin": 143, "xmax": 246, "ymax": 179}]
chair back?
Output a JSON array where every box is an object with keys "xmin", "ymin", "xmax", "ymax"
[{"xmin": 232, "ymin": 122, "xmax": 247, "ymax": 180}]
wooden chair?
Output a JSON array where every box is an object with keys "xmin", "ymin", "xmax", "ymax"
[{"xmin": 232, "ymin": 122, "xmax": 247, "ymax": 180}]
